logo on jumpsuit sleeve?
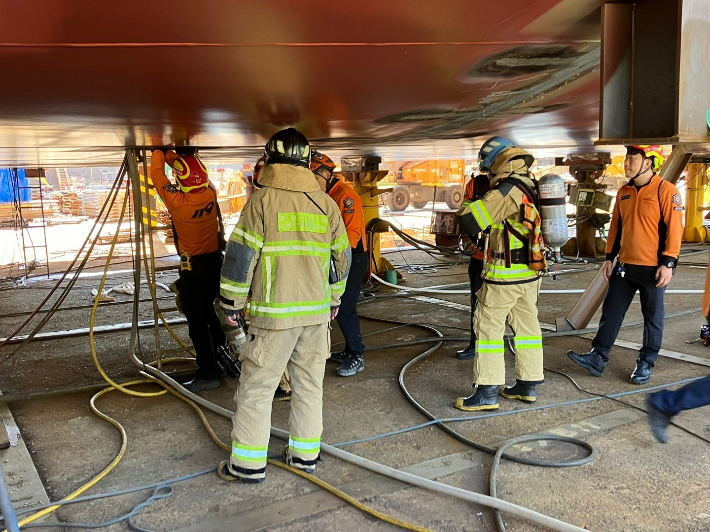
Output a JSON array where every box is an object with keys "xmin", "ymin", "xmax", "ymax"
[
  {"xmin": 672, "ymin": 193, "xmax": 682, "ymax": 206},
  {"xmin": 343, "ymin": 197, "xmax": 354, "ymax": 209},
  {"xmin": 620, "ymin": 194, "xmax": 631, "ymax": 200},
  {"xmin": 163, "ymin": 183, "xmax": 179, "ymax": 194}
]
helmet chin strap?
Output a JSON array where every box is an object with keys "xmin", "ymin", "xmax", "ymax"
[
  {"xmin": 324, "ymin": 174, "xmax": 339, "ymax": 193},
  {"xmin": 630, "ymin": 160, "xmax": 652, "ymax": 184}
]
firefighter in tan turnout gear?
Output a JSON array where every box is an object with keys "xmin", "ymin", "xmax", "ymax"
[
  {"xmin": 453, "ymin": 137, "xmax": 544, "ymax": 411},
  {"xmin": 216, "ymin": 128, "xmax": 351, "ymax": 483}
]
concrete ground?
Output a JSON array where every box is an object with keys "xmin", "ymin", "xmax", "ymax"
[{"xmin": 1, "ymin": 244, "xmax": 710, "ymax": 532}]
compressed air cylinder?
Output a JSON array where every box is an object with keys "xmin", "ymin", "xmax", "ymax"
[{"xmin": 537, "ymin": 174, "xmax": 569, "ymax": 251}]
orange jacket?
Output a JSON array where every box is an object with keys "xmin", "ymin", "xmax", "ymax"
[
  {"xmin": 328, "ymin": 180, "xmax": 367, "ymax": 252},
  {"xmin": 150, "ymin": 150, "xmax": 220, "ymax": 257},
  {"xmin": 606, "ymin": 175, "xmax": 684, "ymax": 267}
]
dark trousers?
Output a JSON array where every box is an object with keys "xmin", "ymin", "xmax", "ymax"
[
  {"xmin": 467, "ymin": 257, "xmax": 485, "ymax": 347},
  {"xmin": 592, "ymin": 264, "xmax": 666, "ymax": 365},
  {"xmin": 335, "ymin": 251, "xmax": 368, "ymax": 358},
  {"xmin": 650, "ymin": 374, "xmax": 710, "ymax": 416},
  {"xmin": 178, "ymin": 251, "xmax": 226, "ymax": 380}
]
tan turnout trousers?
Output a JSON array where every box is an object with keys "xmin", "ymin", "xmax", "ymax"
[
  {"xmin": 473, "ymin": 279, "xmax": 544, "ymax": 385},
  {"xmin": 228, "ymin": 324, "xmax": 329, "ymax": 480}
]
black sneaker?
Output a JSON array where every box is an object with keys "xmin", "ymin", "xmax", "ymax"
[
  {"xmin": 455, "ymin": 345, "xmax": 476, "ymax": 360},
  {"xmin": 630, "ymin": 359, "xmax": 653, "ymax": 385},
  {"xmin": 567, "ymin": 350, "xmax": 607, "ymax": 377},
  {"xmin": 217, "ymin": 460, "xmax": 265, "ymax": 483},
  {"xmin": 336, "ymin": 354, "xmax": 364, "ymax": 377},
  {"xmin": 183, "ymin": 377, "xmax": 221, "ymax": 393},
  {"xmin": 273, "ymin": 387, "xmax": 292, "ymax": 402},
  {"xmin": 453, "ymin": 385, "xmax": 499, "ymax": 411},
  {"xmin": 330, "ymin": 351, "xmax": 348, "ymax": 364}
]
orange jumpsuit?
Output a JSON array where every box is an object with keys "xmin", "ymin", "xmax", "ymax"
[
  {"xmin": 150, "ymin": 150, "xmax": 225, "ymax": 381},
  {"xmin": 328, "ymin": 180, "xmax": 367, "ymax": 361},
  {"xmin": 150, "ymin": 151, "xmax": 220, "ymax": 257}
]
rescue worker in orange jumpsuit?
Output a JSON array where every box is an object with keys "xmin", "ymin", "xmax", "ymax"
[
  {"xmin": 568, "ymin": 145, "xmax": 684, "ymax": 384},
  {"xmin": 311, "ymin": 152, "xmax": 368, "ymax": 376},
  {"xmin": 150, "ymin": 148, "xmax": 226, "ymax": 393},
  {"xmin": 455, "ymin": 174, "xmax": 491, "ymax": 360}
]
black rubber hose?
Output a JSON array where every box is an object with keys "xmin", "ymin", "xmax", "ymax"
[
  {"xmin": 357, "ymin": 315, "xmax": 597, "ymax": 468},
  {"xmin": 0, "ymin": 161, "xmax": 128, "ymax": 365}
]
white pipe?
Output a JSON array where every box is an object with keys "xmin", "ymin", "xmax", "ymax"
[
  {"xmin": 140, "ymin": 369, "xmax": 590, "ymax": 532},
  {"xmin": 371, "ymin": 274, "xmax": 703, "ymax": 294}
]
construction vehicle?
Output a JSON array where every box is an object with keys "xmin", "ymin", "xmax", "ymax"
[{"xmin": 382, "ymin": 160, "xmax": 467, "ymax": 211}]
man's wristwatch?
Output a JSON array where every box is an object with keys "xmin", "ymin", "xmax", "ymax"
[{"xmin": 661, "ymin": 257, "xmax": 676, "ymax": 269}]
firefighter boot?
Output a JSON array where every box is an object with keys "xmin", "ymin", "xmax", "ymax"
[
  {"xmin": 454, "ymin": 385, "xmax": 499, "ymax": 412},
  {"xmin": 567, "ymin": 350, "xmax": 607, "ymax": 377},
  {"xmin": 217, "ymin": 460, "xmax": 265, "ymax": 484},
  {"xmin": 499, "ymin": 380, "xmax": 538, "ymax": 404}
]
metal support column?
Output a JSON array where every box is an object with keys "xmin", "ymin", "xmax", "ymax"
[
  {"xmin": 140, "ymin": 150, "xmax": 163, "ymax": 369},
  {"xmin": 126, "ymin": 149, "xmax": 144, "ymax": 364},
  {"xmin": 683, "ymin": 163, "xmax": 707, "ymax": 243}
]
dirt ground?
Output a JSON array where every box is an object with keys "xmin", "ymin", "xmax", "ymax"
[{"xmin": 1, "ymin": 245, "xmax": 710, "ymax": 532}]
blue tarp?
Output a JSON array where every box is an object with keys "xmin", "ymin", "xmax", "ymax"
[{"xmin": 0, "ymin": 169, "xmax": 30, "ymax": 203}]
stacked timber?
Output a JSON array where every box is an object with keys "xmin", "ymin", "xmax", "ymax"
[
  {"xmin": 56, "ymin": 169, "xmax": 71, "ymax": 191},
  {"xmin": 82, "ymin": 188, "xmax": 127, "ymax": 221},
  {"xmin": 58, "ymin": 192, "xmax": 82, "ymax": 215},
  {"xmin": 0, "ymin": 201, "xmax": 58, "ymax": 225}
]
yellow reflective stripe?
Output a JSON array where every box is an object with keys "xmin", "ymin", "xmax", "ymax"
[
  {"xmin": 264, "ymin": 255, "xmax": 273, "ymax": 303},
  {"xmin": 233, "ymin": 226, "xmax": 264, "ymax": 249},
  {"xmin": 471, "ymin": 200, "xmax": 493, "ymax": 229},
  {"xmin": 331, "ymin": 233, "xmax": 349, "ymax": 252},
  {"xmin": 220, "ymin": 281, "xmax": 250, "ymax": 296},
  {"xmin": 249, "ymin": 300, "xmax": 331, "ymax": 318},
  {"xmin": 476, "ymin": 340, "xmax": 505, "ymax": 353},
  {"xmin": 262, "ymin": 245, "xmax": 330, "ymax": 256},
  {"xmin": 485, "ymin": 264, "xmax": 536, "ymax": 279},
  {"xmin": 331, "ymin": 280, "xmax": 346, "ymax": 294},
  {"xmin": 278, "ymin": 212, "xmax": 328, "ymax": 234},
  {"xmin": 514, "ymin": 336, "xmax": 543, "ymax": 349}
]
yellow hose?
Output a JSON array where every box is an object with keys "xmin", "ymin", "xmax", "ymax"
[
  {"xmin": 10, "ymin": 152, "xmax": 437, "ymax": 532},
  {"xmin": 89, "ymin": 179, "xmax": 165, "ymax": 398},
  {"xmin": 7, "ymin": 381, "xmax": 144, "ymax": 531},
  {"xmin": 145, "ymin": 375, "xmax": 436, "ymax": 532}
]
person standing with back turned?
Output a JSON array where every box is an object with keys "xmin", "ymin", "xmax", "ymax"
[
  {"xmin": 150, "ymin": 148, "xmax": 226, "ymax": 393},
  {"xmin": 216, "ymin": 128, "xmax": 350, "ymax": 483}
]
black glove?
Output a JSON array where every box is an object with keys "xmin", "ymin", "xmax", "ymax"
[{"xmin": 151, "ymin": 147, "xmax": 169, "ymax": 154}]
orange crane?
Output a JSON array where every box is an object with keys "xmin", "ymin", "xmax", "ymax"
[{"xmin": 382, "ymin": 160, "xmax": 467, "ymax": 211}]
